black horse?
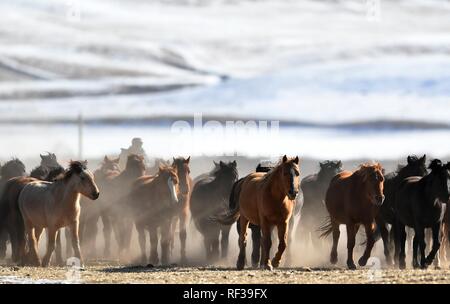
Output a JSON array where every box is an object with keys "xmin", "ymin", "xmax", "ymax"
[
  {"xmin": 30, "ymin": 152, "xmax": 64, "ymax": 180},
  {"xmin": 0, "ymin": 158, "xmax": 26, "ymax": 259},
  {"xmin": 190, "ymin": 161, "xmax": 238, "ymax": 262},
  {"xmin": 296, "ymin": 160, "xmax": 342, "ymax": 252},
  {"xmin": 394, "ymin": 159, "xmax": 450, "ymax": 269},
  {"xmin": 375, "ymin": 155, "xmax": 427, "ymax": 265}
]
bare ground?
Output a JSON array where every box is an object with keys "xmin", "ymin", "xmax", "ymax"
[{"xmin": 1, "ymin": 262, "xmax": 449, "ymax": 284}]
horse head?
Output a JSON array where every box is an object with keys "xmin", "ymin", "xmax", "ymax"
[
  {"xmin": 101, "ymin": 155, "xmax": 121, "ymax": 173},
  {"xmin": 357, "ymin": 162, "xmax": 385, "ymax": 206},
  {"xmin": 427, "ymin": 159, "xmax": 450, "ymax": 204},
  {"xmin": 0, "ymin": 158, "xmax": 26, "ymax": 179},
  {"xmin": 158, "ymin": 164, "xmax": 180, "ymax": 206},
  {"xmin": 63, "ymin": 160, "xmax": 100, "ymax": 200},
  {"xmin": 125, "ymin": 154, "xmax": 146, "ymax": 176},
  {"xmin": 172, "ymin": 156, "xmax": 191, "ymax": 196},
  {"xmin": 318, "ymin": 160, "xmax": 343, "ymax": 181},
  {"xmin": 399, "ymin": 154, "xmax": 427, "ymax": 178},
  {"xmin": 278, "ymin": 155, "xmax": 300, "ymax": 200}
]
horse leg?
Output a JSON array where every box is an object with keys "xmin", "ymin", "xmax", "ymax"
[
  {"xmin": 26, "ymin": 226, "xmax": 40, "ymax": 266},
  {"xmin": 425, "ymin": 223, "xmax": 441, "ymax": 268},
  {"xmin": 358, "ymin": 223, "xmax": 375, "ymax": 267},
  {"xmin": 330, "ymin": 220, "xmax": 340, "ymax": 265},
  {"xmin": 203, "ymin": 236, "xmax": 211, "ymax": 262},
  {"xmin": 220, "ymin": 226, "xmax": 230, "ymax": 260},
  {"xmin": 378, "ymin": 219, "xmax": 392, "ymax": 266},
  {"xmin": 69, "ymin": 221, "xmax": 84, "ymax": 267},
  {"xmin": 250, "ymin": 225, "xmax": 261, "ymax": 268},
  {"xmin": 260, "ymin": 220, "xmax": 273, "ymax": 271},
  {"xmin": 179, "ymin": 213, "xmax": 188, "ymax": 264},
  {"xmin": 412, "ymin": 234, "xmax": 420, "ymax": 269},
  {"xmin": 41, "ymin": 227, "xmax": 57, "ymax": 267},
  {"xmin": 161, "ymin": 220, "xmax": 172, "ymax": 265},
  {"xmin": 102, "ymin": 214, "xmax": 112, "ymax": 258},
  {"xmin": 272, "ymin": 222, "xmax": 288, "ymax": 268},
  {"xmin": 284, "ymin": 216, "xmax": 295, "ymax": 266},
  {"xmin": 0, "ymin": 230, "xmax": 7, "ymax": 259},
  {"xmin": 210, "ymin": 230, "xmax": 220, "ymax": 263},
  {"xmin": 135, "ymin": 223, "xmax": 147, "ymax": 264},
  {"xmin": 346, "ymin": 223, "xmax": 357, "ymax": 270},
  {"xmin": 237, "ymin": 216, "xmax": 250, "ymax": 270},
  {"xmin": 149, "ymin": 225, "xmax": 159, "ymax": 265}
]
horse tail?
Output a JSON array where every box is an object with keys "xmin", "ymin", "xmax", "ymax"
[
  {"xmin": 318, "ymin": 216, "xmax": 333, "ymax": 238},
  {"xmin": 211, "ymin": 179, "xmax": 243, "ymax": 225}
]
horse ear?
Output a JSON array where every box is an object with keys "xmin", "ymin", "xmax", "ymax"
[
  {"xmin": 319, "ymin": 162, "xmax": 325, "ymax": 168},
  {"xmin": 40, "ymin": 154, "xmax": 44, "ymax": 160},
  {"xmin": 445, "ymin": 162, "xmax": 450, "ymax": 170},
  {"xmin": 232, "ymin": 160, "xmax": 237, "ymax": 167},
  {"xmin": 337, "ymin": 161, "xmax": 342, "ymax": 167},
  {"xmin": 293, "ymin": 156, "xmax": 299, "ymax": 164},
  {"xmin": 104, "ymin": 155, "xmax": 109, "ymax": 162},
  {"xmin": 407, "ymin": 156, "xmax": 413, "ymax": 164},
  {"xmin": 219, "ymin": 161, "xmax": 225, "ymax": 167},
  {"xmin": 421, "ymin": 154, "xmax": 426, "ymax": 162},
  {"xmin": 282, "ymin": 155, "xmax": 288, "ymax": 163},
  {"xmin": 185, "ymin": 156, "xmax": 190, "ymax": 164}
]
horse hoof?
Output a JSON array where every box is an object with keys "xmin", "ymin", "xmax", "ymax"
[
  {"xmin": 263, "ymin": 264, "xmax": 273, "ymax": 271},
  {"xmin": 399, "ymin": 260, "xmax": 406, "ymax": 270},
  {"xmin": 358, "ymin": 257, "xmax": 368, "ymax": 267},
  {"xmin": 271, "ymin": 259, "xmax": 280, "ymax": 268},
  {"xmin": 251, "ymin": 262, "xmax": 259, "ymax": 269},
  {"xmin": 180, "ymin": 257, "xmax": 187, "ymax": 265},
  {"xmin": 330, "ymin": 252, "xmax": 338, "ymax": 265},
  {"xmin": 385, "ymin": 256, "xmax": 393, "ymax": 266},
  {"xmin": 347, "ymin": 262, "xmax": 357, "ymax": 270},
  {"xmin": 236, "ymin": 261, "xmax": 245, "ymax": 270}
]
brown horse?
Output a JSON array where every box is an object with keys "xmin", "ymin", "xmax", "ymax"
[
  {"xmin": 168, "ymin": 157, "xmax": 192, "ymax": 263},
  {"xmin": 17, "ymin": 161, "xmax": 99, "ymax": 267},
  {"xmin": 321, "ymin": 163, "xmax": 385, "ymax": 270},
  {"xmin": 127, "ymin": 164, "xmax": 180, "ymax": 265},
  {"xmin": 103, "ymin": 154, "xmax": 146, "ymax": 258},
  {"xmin": 216, "ymin": 155, "xmax": 300, "ymax": 270},
  {"xmin": 79, "ymin": 156, "xmax": 121, "ymax": 259}
]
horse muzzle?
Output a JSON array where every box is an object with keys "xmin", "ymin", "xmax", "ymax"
[
  {"xmin": 288, "ymin": 191, "xmax": 298, "ymax": 200},
  {"xmin": 373, "ymin": 195, "xmax": 385, "ymax": 206},
  {"xmin": 91, "ymin": 191, "xmax": 100, "ymax": 200}
]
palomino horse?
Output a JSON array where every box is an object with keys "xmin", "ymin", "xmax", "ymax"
[
  {"xmin": 296, "ymin": 160, "xmax": 343, "ymax": 253},
  {"xmin": 216, "ymin": 155, "xmax": 300, "ymax": 270},
  {"xmin": 78, "ymin": 156, "xmax": 121, "ymax": 259},
  {"xmin": 376, "ymin": 155, "xmax": 427, "ymax": 265},
  {"xmin": 127, "ymin": 164, "xmax": 180, "ymax": 265},
  {"xmin": 321, "ymin": 163, "xmax": 385, "ymax": 270},
  {"xmin": 190, "ymin": 161, "xmax": 238, "ymax": 263},
  {"xmin": 0, "ymin": 158, "xmax": 26, "ymax": 259},
  {"xmin": 394, "ymin": 159, "xmax": 450, "ymax": 269},
  {"xmin": 17, "ymin": 161, "xmax": 99, "ymax": 267},
  {"xmin": 169, "ymin": 157, "xmax": 192, "ymax": 263}
]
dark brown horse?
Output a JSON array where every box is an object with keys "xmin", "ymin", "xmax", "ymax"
[
  {"xmin": 0, "ymin": 158, "xmax": 26, "ymax": 259},
  {"xmin": 190, "ymin": 161, "xmax": 238, "ymax": 263},
  {"xmin": 107, "ymin": 154, "xmax": 146, "ymax": 258},
  {"xmin": 216, "ymin": 155, "xmax": 300, "ymax": 270},
  {"xmin": 321, "ymin": 163, "xmax": 385, "ymax": 270},
  {"xmin": 168, "ymin": 157, "xmax": 192, "ymax": 263},
  {"xmin": 296, "ymin": 160, "xmax": 343, "ymax": 253},
  {"xmin": 78, "ymin": 156, "xmax": 121, "ymax": 259},
  {"xmin": 127, "ymin": 164, "xmax": 180, "ymax": 265}
]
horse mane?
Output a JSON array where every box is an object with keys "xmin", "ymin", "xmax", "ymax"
[
  {"xmin": 61, "ymin": 161, "xmax": 87, "ymax": 181},
  {"xmin": 0, "ymin": 158, "xmax": 26, "ymax": 176},
  {"xmin": 354, "ymin": 162, "xmax": 382, "ymax": 180}
]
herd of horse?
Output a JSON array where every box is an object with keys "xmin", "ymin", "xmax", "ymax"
[{"xmin": 0, "ymin": 152, "xmax": 449, "ymax": 271}]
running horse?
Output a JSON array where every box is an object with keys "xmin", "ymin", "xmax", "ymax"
[
  {"xmin": 168, "ymin": 157, "xmax": 192, "ymax": 263},
  {"xmin": 216, "ymin": 155, "xmax": 300, "ymax": 270},
  {"xmin": 127, "ymin": 164, "xmax": 180, "ymax": 265},
  {"xmin": 321, "ymin": 163, "xmax": 385, "ymax": 270},
  {"xmin": 17, "ymin": 161, "xmax": 99, "ymax": 266}
]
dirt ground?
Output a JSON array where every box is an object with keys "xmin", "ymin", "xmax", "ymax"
[{"xmin": 0, "ymin": 262, "xmax": 449, "ymax": 284}]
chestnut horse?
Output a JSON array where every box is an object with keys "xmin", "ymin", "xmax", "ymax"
[
  {"xmin": 127, "ymin": 164, "xmax": 180, "ymax": 265},
  {"xmin": 216, "ymin": 155, "xmax": 300, "ymax": 270},
  {"xmin": 168, "ymin": 157, "xmax": 192, "ymax": 263},
  {"xmin": 321, "ymin": 163, "xmax": 385, "ymax": 270},
  {"xmin": 17, "ymin": 161, "xmax": 99, "ymax": 267}
]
